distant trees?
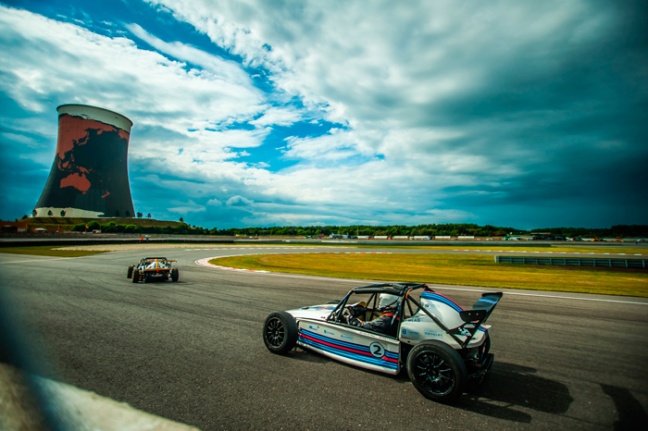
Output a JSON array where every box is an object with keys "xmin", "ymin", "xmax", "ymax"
[
  {"xmin": 207, "ymin": 223, "xmax": 647, "ymax": 238},
  {"xmin": 57, "ymin": 220, "xmax": 648, "ymax": 238},
  {"xmin": 123, "ymin": 224, "xmax": 138, "ymax": 233},
  {"xmin": 610, "ymin": 225, "xmax": 648, "ymax": 237}
]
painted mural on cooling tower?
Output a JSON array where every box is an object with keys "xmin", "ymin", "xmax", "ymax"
[{"xmin": 36, "ymin": 112, "xmax": 135, "ymax": 217}]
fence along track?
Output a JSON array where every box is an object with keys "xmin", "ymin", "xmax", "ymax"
[{"xmin": 495, "ymin": 255, "xmax": 647, "ymax": 269}]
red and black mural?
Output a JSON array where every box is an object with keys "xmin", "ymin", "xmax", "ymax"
[{"xmin": 36, "ymin": 105, "xmax": 135, "ymax": 217}]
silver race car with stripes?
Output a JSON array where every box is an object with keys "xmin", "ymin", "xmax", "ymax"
[{"xmin": 262, "ymin": 282, "xmax": 502, "ymax": 403}]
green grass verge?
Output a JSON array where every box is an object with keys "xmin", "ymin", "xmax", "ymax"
[
  {"xmin": 210, "ymin": 253, "xmax": 648, "ymax": 298},
  {"xmin": 0, "ymin": 246, "xmax": 110, "ymax": 258}
]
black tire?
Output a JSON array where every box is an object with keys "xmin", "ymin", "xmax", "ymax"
[
  {"xmin": 171, "ymin": 268, "xmax": 179, "ymax": 282},
  {"xmin": 132, "ymin": 269, "xmax": 139, "ymax": 283},
  {"xmin": 262, "ymin": 311, "xmax": 298, "ymax": 354},
  {"xmin": 127, "ymin": 265, "xmax": 134, "ymax": 278},
  {"xmin": 407, "ymin": 341, "xmax": 468, "ymax": 403}
]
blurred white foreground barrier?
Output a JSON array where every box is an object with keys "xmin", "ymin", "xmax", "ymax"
[{"xmin": 0, "ymin": 364, "xmax": 201, "ymax": 431}]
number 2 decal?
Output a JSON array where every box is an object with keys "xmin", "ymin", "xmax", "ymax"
[{"xmin": 369, "ymin": 342, "xmax": 385, "ymax": 358}]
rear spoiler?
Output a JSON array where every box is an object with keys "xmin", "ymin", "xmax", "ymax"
[
  {"xmin": 455, "ymin": 292, "xmax": 503, "ymax": 348},
  {"xmin": 405, "ymin": 290, "xmax": 503, "ymax": 349},
  {"xmin": 460, "ymin": 292, "xmax": 503, "ymax": 325}
]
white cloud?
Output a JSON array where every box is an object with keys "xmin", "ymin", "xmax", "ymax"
[
  {"xmin": 125, "ymin": 22, "xmax": 251, "ymax": 86},
  {"xmin": 168, "ymin": 200, "xmax": 206, "ymax": 214},
  {"xmin": 283, "ymin": 129, "xmax": 358, "ymax": 161},
  {"xmin": 226, "ymin": 195, "xmax": 253, "ymax": 207},
  {"xmin": 249, "ymin": 107, "xmax": 300, "ymax": 127},
  {"xmin": 0, "ymin": 6, "xmax": 264, "ymax": 135}
]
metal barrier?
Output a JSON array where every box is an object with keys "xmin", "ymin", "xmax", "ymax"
[{"xmin": 495, "ymin": 255, "xmax": 647, "ymax": 269}]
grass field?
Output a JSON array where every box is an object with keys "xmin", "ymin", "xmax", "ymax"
[
  {"xmin": 0, "ymin": 246, "xmax": 110, "ymax": 258},
  {"xmin": 210, "ymin": 252, "xmax": 648, "ymax": 298}
]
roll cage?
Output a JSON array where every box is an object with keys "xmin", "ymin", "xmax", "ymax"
[
  {"xmin": 138, "ymin": 257, "xmax": 176, "ymax": 267},
  {"xmin": 329, "ymin": 282, "xmax": 503, "ymax": 348},
  {"xmin": 140, "ymin": 257, "xmax": 170, "ymax": 263}
]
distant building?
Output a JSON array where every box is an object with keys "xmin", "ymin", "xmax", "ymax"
[
  {"xmin": 1, "ymin": 221, "xmax": 28, "ymax": 233},
  {"xmin": 34, "ymin": 104, "xmax": 135, "ymax": 218}
]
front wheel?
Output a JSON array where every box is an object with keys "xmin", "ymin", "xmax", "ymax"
[
  {"xmin": 131, "ymin": 269, "xmax": 139, "ymax": 283},
  {"xmin": 407, "ymin": 341, "xmax": 467, "ymax": 403},
  {"xmin": 262, "ymin": 311, "xmax": 298, "ymax": 354},
  {"xmin": 127, "ymin": 265, "xmax": 134, "ymax": 278}
]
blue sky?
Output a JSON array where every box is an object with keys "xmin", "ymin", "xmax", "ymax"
[{"xmin": 1, "ymin": 0, "xmax": 646, "ymax": 229}]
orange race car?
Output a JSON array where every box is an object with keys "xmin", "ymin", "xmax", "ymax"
[{"xmin": 127, "ymin": 257, "xmax": 179, "ymax": 283}]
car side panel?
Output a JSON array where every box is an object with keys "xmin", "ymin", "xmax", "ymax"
[{"xmin": 296, "ymin": 319, "xmax": 400, "ymax": 375}]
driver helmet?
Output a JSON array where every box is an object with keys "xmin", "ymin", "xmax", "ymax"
[{"xmin": 378, "ymin": 293, "xmax": 400, "ymax": 309}]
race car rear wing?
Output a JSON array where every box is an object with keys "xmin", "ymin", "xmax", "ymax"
[
  {"xmin": 454, "ymin": 292, "xmax": 503, "ymax": 347},
  {"xmin": 404, "ymin": 290, "xmax": 503, "ymax": 348},
  {"xmin": 459, "ymin": 292, "xmax": 503, "ymax": 325}
]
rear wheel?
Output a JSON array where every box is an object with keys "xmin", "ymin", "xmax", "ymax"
[
  {"xmin": 171, "ymin": 268, "xmax": 179, "ymax": 282},
  {"xmin": 127, "ymin": 265, "xmax": 134, "ymax": 278},
  {"xmin": 263, "ymin": 311, "xmax": 298, "ymax": 354},
  {"xmin": 407, "ymin": 341, "xmax": 467, "ymax": 403},
  {"xmin": 132, "ymin": 269, "xmax": 139, "ymax": 283}
]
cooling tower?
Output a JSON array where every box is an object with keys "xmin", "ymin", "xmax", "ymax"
[{"xmin": 34, "ymin": 104, "xmax": 135, "ymax": 218}]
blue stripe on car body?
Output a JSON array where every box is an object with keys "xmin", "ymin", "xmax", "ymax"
[
  {"xmin": 421, "ymin": 291, "xmax": 463, "ymax": 312},
  {"xmin": 298, "ymin": 329, "xmax": 398, "ymax": 370}
]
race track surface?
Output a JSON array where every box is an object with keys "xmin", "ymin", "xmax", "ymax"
[{"xmin": 1, "ymin": 245, "xmax": 647, "ymax": 430}]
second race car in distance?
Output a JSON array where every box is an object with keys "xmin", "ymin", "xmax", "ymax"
[{"xmin": 128, "ymin": 257, "xmax": 179, "ymax": 283}]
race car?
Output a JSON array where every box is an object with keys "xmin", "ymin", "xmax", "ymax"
[
  {"xmin": 262, "ymin": 282, "xmax": 502, "ymax": 403},
  {"xmin": 127, "ymin": 257, "xmax": 179, "ymax": 283}
]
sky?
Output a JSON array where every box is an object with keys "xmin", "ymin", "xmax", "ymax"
[{"xmin": 1, "ymin": 0, "xmax": 646, "ymax": 230}]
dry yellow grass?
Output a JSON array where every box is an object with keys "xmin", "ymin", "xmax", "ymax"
[{"xmin": 210, "ymin": 253, "xmax": 648, "ymax": 298}]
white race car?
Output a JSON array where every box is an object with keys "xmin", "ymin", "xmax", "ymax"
[{"xmin": 262, "ymin": 282, "xmax": 502, "ymax": 403}]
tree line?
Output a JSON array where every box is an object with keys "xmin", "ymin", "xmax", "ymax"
[{"xmin": 71, "ymin": 221, "xmax": 648, "ymax": 238}]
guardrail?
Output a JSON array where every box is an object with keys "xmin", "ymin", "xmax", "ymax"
[{"xmin": 495, "ymin": 255, "xmax": 647, "ymax": 269}]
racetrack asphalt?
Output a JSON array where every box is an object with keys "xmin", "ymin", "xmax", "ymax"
[{"xmin": 1, "ymin": 245, "xmax": 647, "ymax": 431}]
